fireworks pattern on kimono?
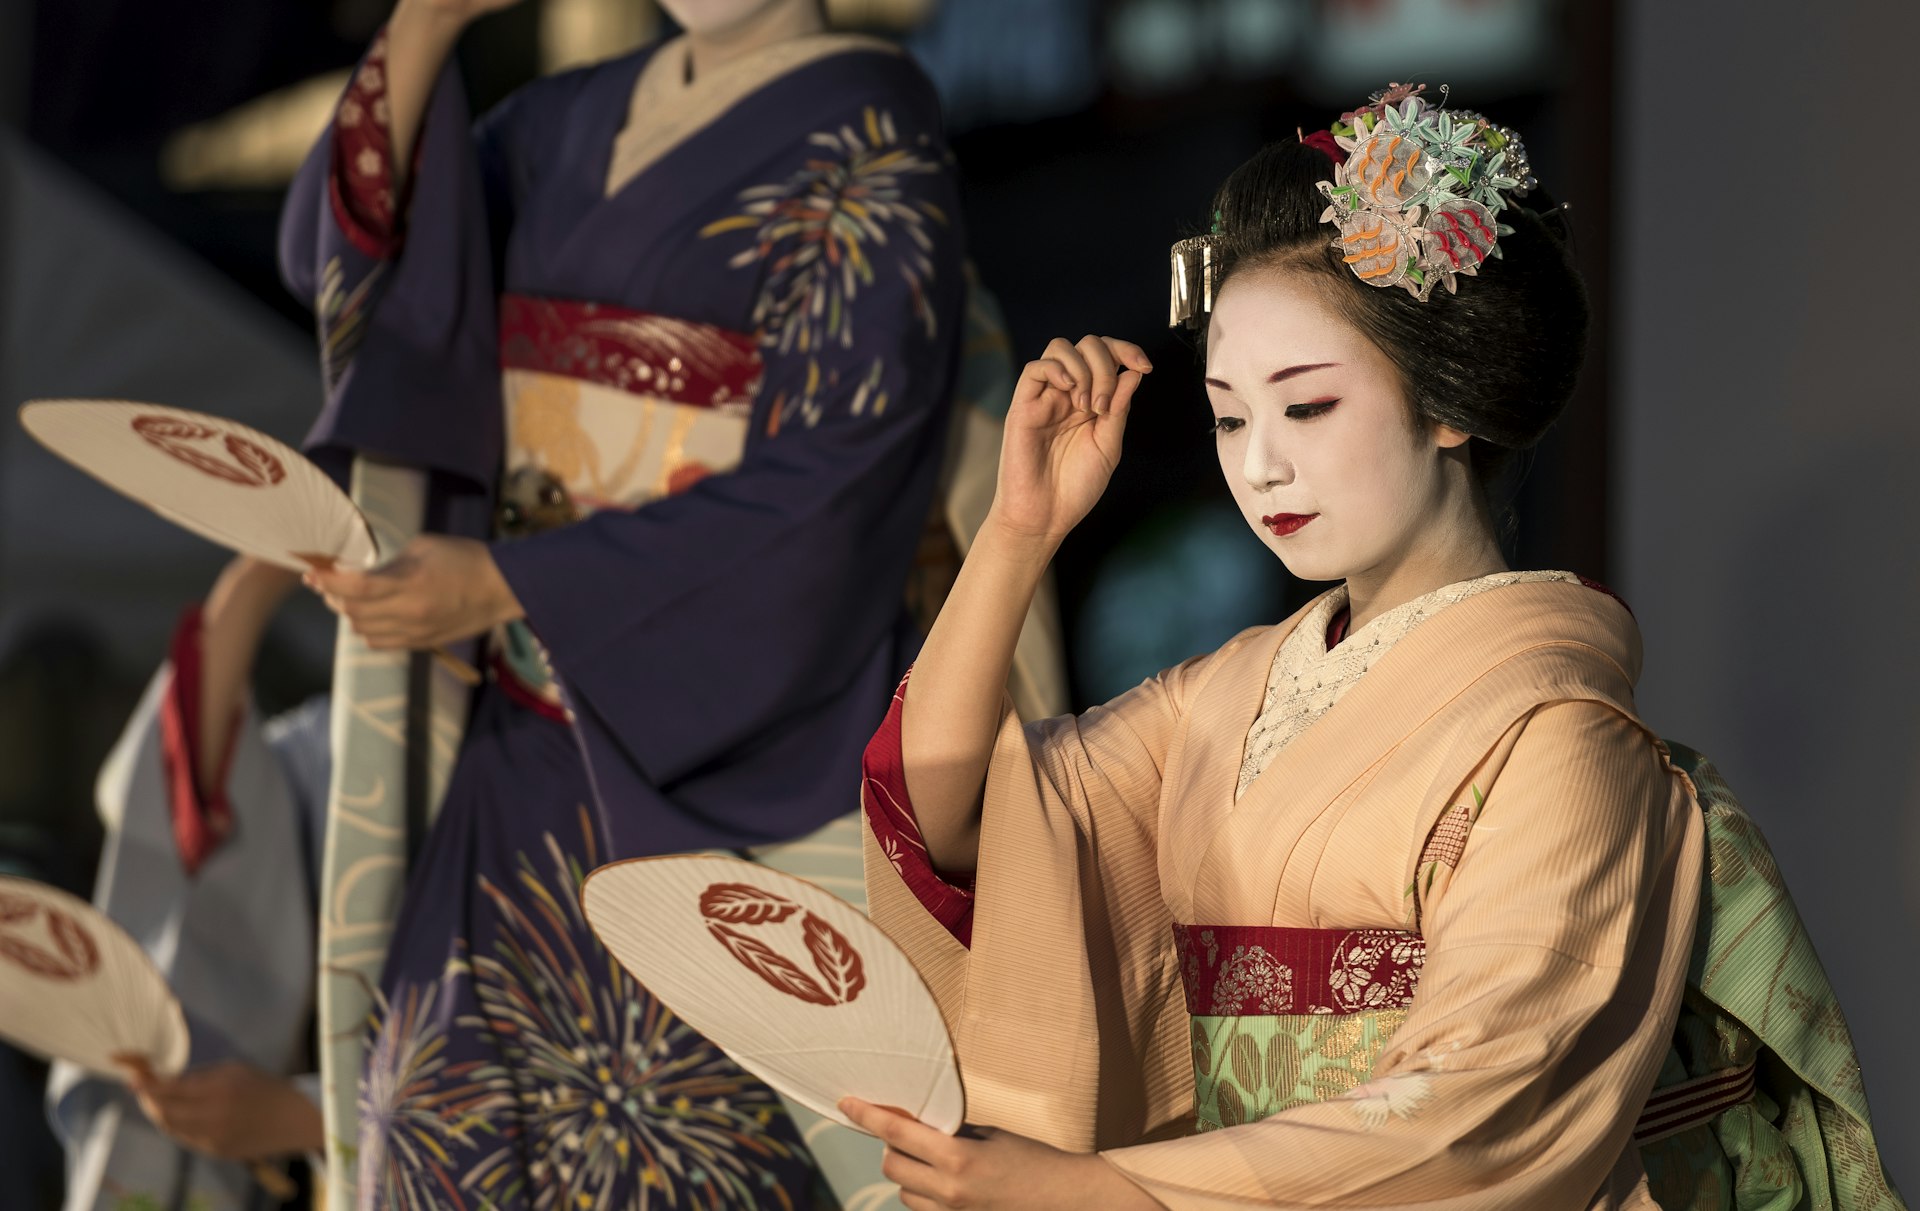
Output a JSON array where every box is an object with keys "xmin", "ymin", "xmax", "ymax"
[
  {"xmin": 703, "ymin": 106, "xmax": 946, "ymax": 355},
  {"xmin": 455, "ymin": 809, "xmax": 806, "ymax": 1211},
  {"xmin": 317, "ymin": 254, "xmax": 388, "ymax": 393},
  {"xmin": 357, "ymin": 972, "xmax": 502, "ymax": 1210},
  {"xmin": 701, "ymin": 107, "xmax": 948, "ymax": 431}
]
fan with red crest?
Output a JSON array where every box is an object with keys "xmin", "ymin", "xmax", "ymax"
[
  {"xmin": 0, "ymin": 877, "xmax": 190, "ymax": 1079},
  {"xmin": 582, "ymin": 855, "xmax": 966, "ymax": 1135},
  {"xmin": 19, "ymin": 400, "xmax": 377, "ymax": 574}
]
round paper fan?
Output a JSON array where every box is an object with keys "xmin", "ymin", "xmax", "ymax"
[
  {"xmin": 582, "ymin": 855, "xmax": 965, "ymax": 1135},
  {"xmin": 19, "ymin": 399, "xmax": 377, "ymax": 573},
  {"xmin": 0, "ymin": 877, "xmax": 189, "ymax": 1080}
]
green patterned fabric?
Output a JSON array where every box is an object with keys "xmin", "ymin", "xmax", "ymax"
[
  {"xmin": 1178, "ymin": 745, "xmax": 1905, "ymax": 1208},
  {"xmin": 1643, "ymin": 744, "xmax": 1906, "ymax": 1210},
  {"xmin": 1188, "ymin": 1009, "xmax": 1409, "ymax": 1130}
]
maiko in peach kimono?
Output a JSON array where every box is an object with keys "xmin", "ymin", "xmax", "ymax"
[{"xmin": 863, "ymin": 573, "xmax": 1709, "ymax": 1207}]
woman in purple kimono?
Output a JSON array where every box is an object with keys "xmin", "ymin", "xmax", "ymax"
[{"xmin": 277, "ymin": 0, "xmax": 966, "ymax": 1205}]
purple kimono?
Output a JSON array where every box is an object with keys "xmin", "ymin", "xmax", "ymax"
[{"xmin": 279, "ymin": 27, "xmax": 963, "ymax": 1210}]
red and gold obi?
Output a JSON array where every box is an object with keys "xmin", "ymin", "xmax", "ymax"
[
  {"xmin": 1174, "ymin": 923, "xmax": 1425, "ymax": 1130},
  {"xmin": 491, "ymin": 294, "xmax": 763, "ymax": 716},
  {"xmin": 1175, "ymin": 921, "xmax": 1756, "ymax": 1145}
]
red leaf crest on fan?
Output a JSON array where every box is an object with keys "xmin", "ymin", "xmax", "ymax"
[
  {"xmin": 699, "ymin": 883, "xmax": 800, "ymax": 925},
  {"xmin": 802, "ymin": 912, "xmax": 866, "ymax": 1004},
  {"xmin": 225, "ymin": 434, "xmax": 287, "ymax": 485},
  {"xmin": 699, "ymin": 881, "xmax": 868, "ymax": 1006},
  {"xmin": 0, "ymin": 892, "xmax": 35, "ymax": 925},
  {"xmin": 130, "ymin": 417, "xmax": 216, "ymax": 441},
  {"xmin": 0, "ymin": 902, "xmax": 101, "ymax": 981},
  {"xmin": 706, "ymin": 922, "xmax": 835, "ymax": 1006},
  {"xmin": 132, "ymin": 415, "xmax": 288, "ymax": 487}
]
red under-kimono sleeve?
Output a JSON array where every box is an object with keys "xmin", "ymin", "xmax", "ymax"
[
  {"xmin": 326, "ymin": 29, "xmax": 407, "ymax": 260},
  {"xmin": 155, "ymin": 606, "xmax": 242, "ymax": 875},
  {"xmin": 862, "ymin": 669, "xmax": 979, "ymax": 944},
  {"xmin": 865, "ymin": 612, "xmax": 1357, "ymax": 947}
]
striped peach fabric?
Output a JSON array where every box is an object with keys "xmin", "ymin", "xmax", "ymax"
[{"xmin": 863, "ymin": 580, "xmax": 1705, "ymax": 1208}]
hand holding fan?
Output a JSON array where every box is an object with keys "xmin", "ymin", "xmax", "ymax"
[
  {"xmin": 20, "ymin": 400, "xmax": 478, "ymax": 683},
  {"xmin": 582, "ymin": 856, "xmax": 966, "ymax": 1135},
  {"xmin": 0, "ymin": 878, "xmax": 302, "ymax": 1197},
  {"xmin": 0, "ymin": 877, "xmax": 189, "ymax": 1080}
]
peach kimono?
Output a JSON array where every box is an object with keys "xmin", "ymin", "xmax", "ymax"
[{"xmin": 863, "ymin": 575, "xmax": 1710, "ymax": 1207}]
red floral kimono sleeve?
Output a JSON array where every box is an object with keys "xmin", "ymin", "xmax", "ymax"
[{"xmin": 326, "ymin": 28, "xmax": 409, "ymax": 260}]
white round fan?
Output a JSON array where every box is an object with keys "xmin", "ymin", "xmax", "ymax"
[
  {"xmin": 582, "ymin": 855, "xmax": 966, "ymax": 1135},
  {"xmin": 0, "ymin": 877, "xmax": 190, "ymax": 1080},
  {"xmin": 20, "ymin": 400, "xmax": 377, "ymax": 573}
]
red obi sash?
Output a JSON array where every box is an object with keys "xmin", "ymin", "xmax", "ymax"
[
  {"xmin": 1174, "ymin": 921, "xmax": 1756, "ymax": 1144},
  {"xmin": 1173, "ymin": 923, "xmax": 1425, "ymax": 1017},
  {"xmin": 497, "ymin": 294, "xmax": 763, "ymax": 409},
  {"xmin": 489, "ymin": 296, "xmax": 764, "ymax": 716}
]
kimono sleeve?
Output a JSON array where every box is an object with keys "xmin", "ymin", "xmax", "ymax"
[
  {"xmin": 277, "ymin": 27, "xmax": 587, "ymax": 493},
  {"xmin": 490, "ymin": 77, "xmax": 965, "ymax": 805},
  {"xmin": 1101, "ymin": 701, "xmax": 1706, "ymax": 1209},
  {"xmin": 863, "ymin": 653, "xmax": 1202, "ymax": 947},
  {"xmin": 864, "ymin": 646, "xmax": 1228, "ymax": 1149},
  {"xmin": 51, "ymin": 665, "xmax": 321, "ymax": 1211}
]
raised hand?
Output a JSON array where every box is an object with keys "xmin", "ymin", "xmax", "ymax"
[{"xmin": 989, "ymin": 335, "xmax": 1151, "ymax": 548}]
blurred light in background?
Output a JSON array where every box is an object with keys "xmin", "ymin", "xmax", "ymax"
[
  {"xmin": 827, "ymin": 0, "xmax": 938, "ymax": 30},
  {"xmin": 1107, "ymin": 0, "xmax": 1309, "ymax": 93},
  {"xmin": 159, "ymin": 70, "xmax": 351, "ymax": 192},
  {"xmin": 1218, "ymin": 0, "xmax": 1309, "ymax": 80},
  {"xmin": 906, "ymin": 0, "xmax": 1100, "ymax": 131},
  {"xmin": 1074, "ymin": 501, "xmax": 1292, "ymax": 703},
  {"xmin": 1304, "ymin": 0, "xmax": 1554, "ymax": 100},
  {"xmin": 1108, "ymin": 0, "xmax": 1209, "ymax": 93},
  {"xmin": 542, "ymin": 0, "xmax": 661, "ymax": 73}
]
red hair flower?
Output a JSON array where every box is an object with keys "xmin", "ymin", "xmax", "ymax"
[{"xmin": 1301, "ymin": 128, "xmax": 1347, "ymax": 166}]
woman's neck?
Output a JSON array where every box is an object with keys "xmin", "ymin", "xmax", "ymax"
[
  {"xmin": 685, "ymin": 2, "xmax": 825, "ymax": 80},
  {"xmin": 1344, "ymin": 476, "xmax": 1507, "ymax": 633}
]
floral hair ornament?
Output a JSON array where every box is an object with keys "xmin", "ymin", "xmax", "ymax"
[{"xmin": 1320, "ymin": 82, "xmax": 1536, "ymax": 301}]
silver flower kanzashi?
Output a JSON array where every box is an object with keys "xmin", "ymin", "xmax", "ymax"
[{"xmin": 1318, "ymin": 88, "xmax": 1534, "ymax": 301}]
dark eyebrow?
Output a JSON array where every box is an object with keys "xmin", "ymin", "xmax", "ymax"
[{"xmin": 1203, "ymin": 363, "xmax": 1340, "ymax": 391}]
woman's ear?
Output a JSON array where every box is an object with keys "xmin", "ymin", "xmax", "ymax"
[{"xmin": 1432, "ymin": 422, "xmax": 1474, "ymax": 450}]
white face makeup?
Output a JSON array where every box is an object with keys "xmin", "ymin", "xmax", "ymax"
[
  {"xmin": 1203, "ymin": 267, "xmax": 1469, "ymax": 586},
  {"xmin": 657, "ymin": 0, "xmax": 796, "ymax": 37}
]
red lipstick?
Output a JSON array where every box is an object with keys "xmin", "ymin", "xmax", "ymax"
[{"xmin": 1262, "ymin": 513, "xmax": 1317, "ymax": 537}]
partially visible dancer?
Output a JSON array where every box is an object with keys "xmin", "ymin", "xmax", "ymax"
[
  {"xmin": 49, "ymin": 555, "xmax": 328, "ymax": 1211},
  {"xmin": 849, "ymin": 89, "xmax": 1906, "ymax": 1209},
  {"xmin": 277, "ymin": 0, "xmax": 973, "ymax": 1205}
]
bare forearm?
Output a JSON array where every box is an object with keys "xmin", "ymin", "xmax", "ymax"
[
  {"xmin": 382, "ymin": 1, "xmax": 468, "ymax": 184},
  {"xmin": 899, "ymin": 513, "xmax": 1056, "ymax": 874},
  {"xmin": 195, "ymin": 560, "xmax": 296, "ymax": 796},
  {"xmin": 900, "ymin": 332, "xmax": 1148, "ymax": 875}
]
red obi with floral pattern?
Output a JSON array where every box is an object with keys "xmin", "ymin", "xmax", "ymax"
[
  {"xmin": 1177, "ymin": 923, "xmax": 1425, "ymax": 1131},
  {"xmin": 1173, "ymin": 923, "xmax": 1426, "ymax": 1017}
]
